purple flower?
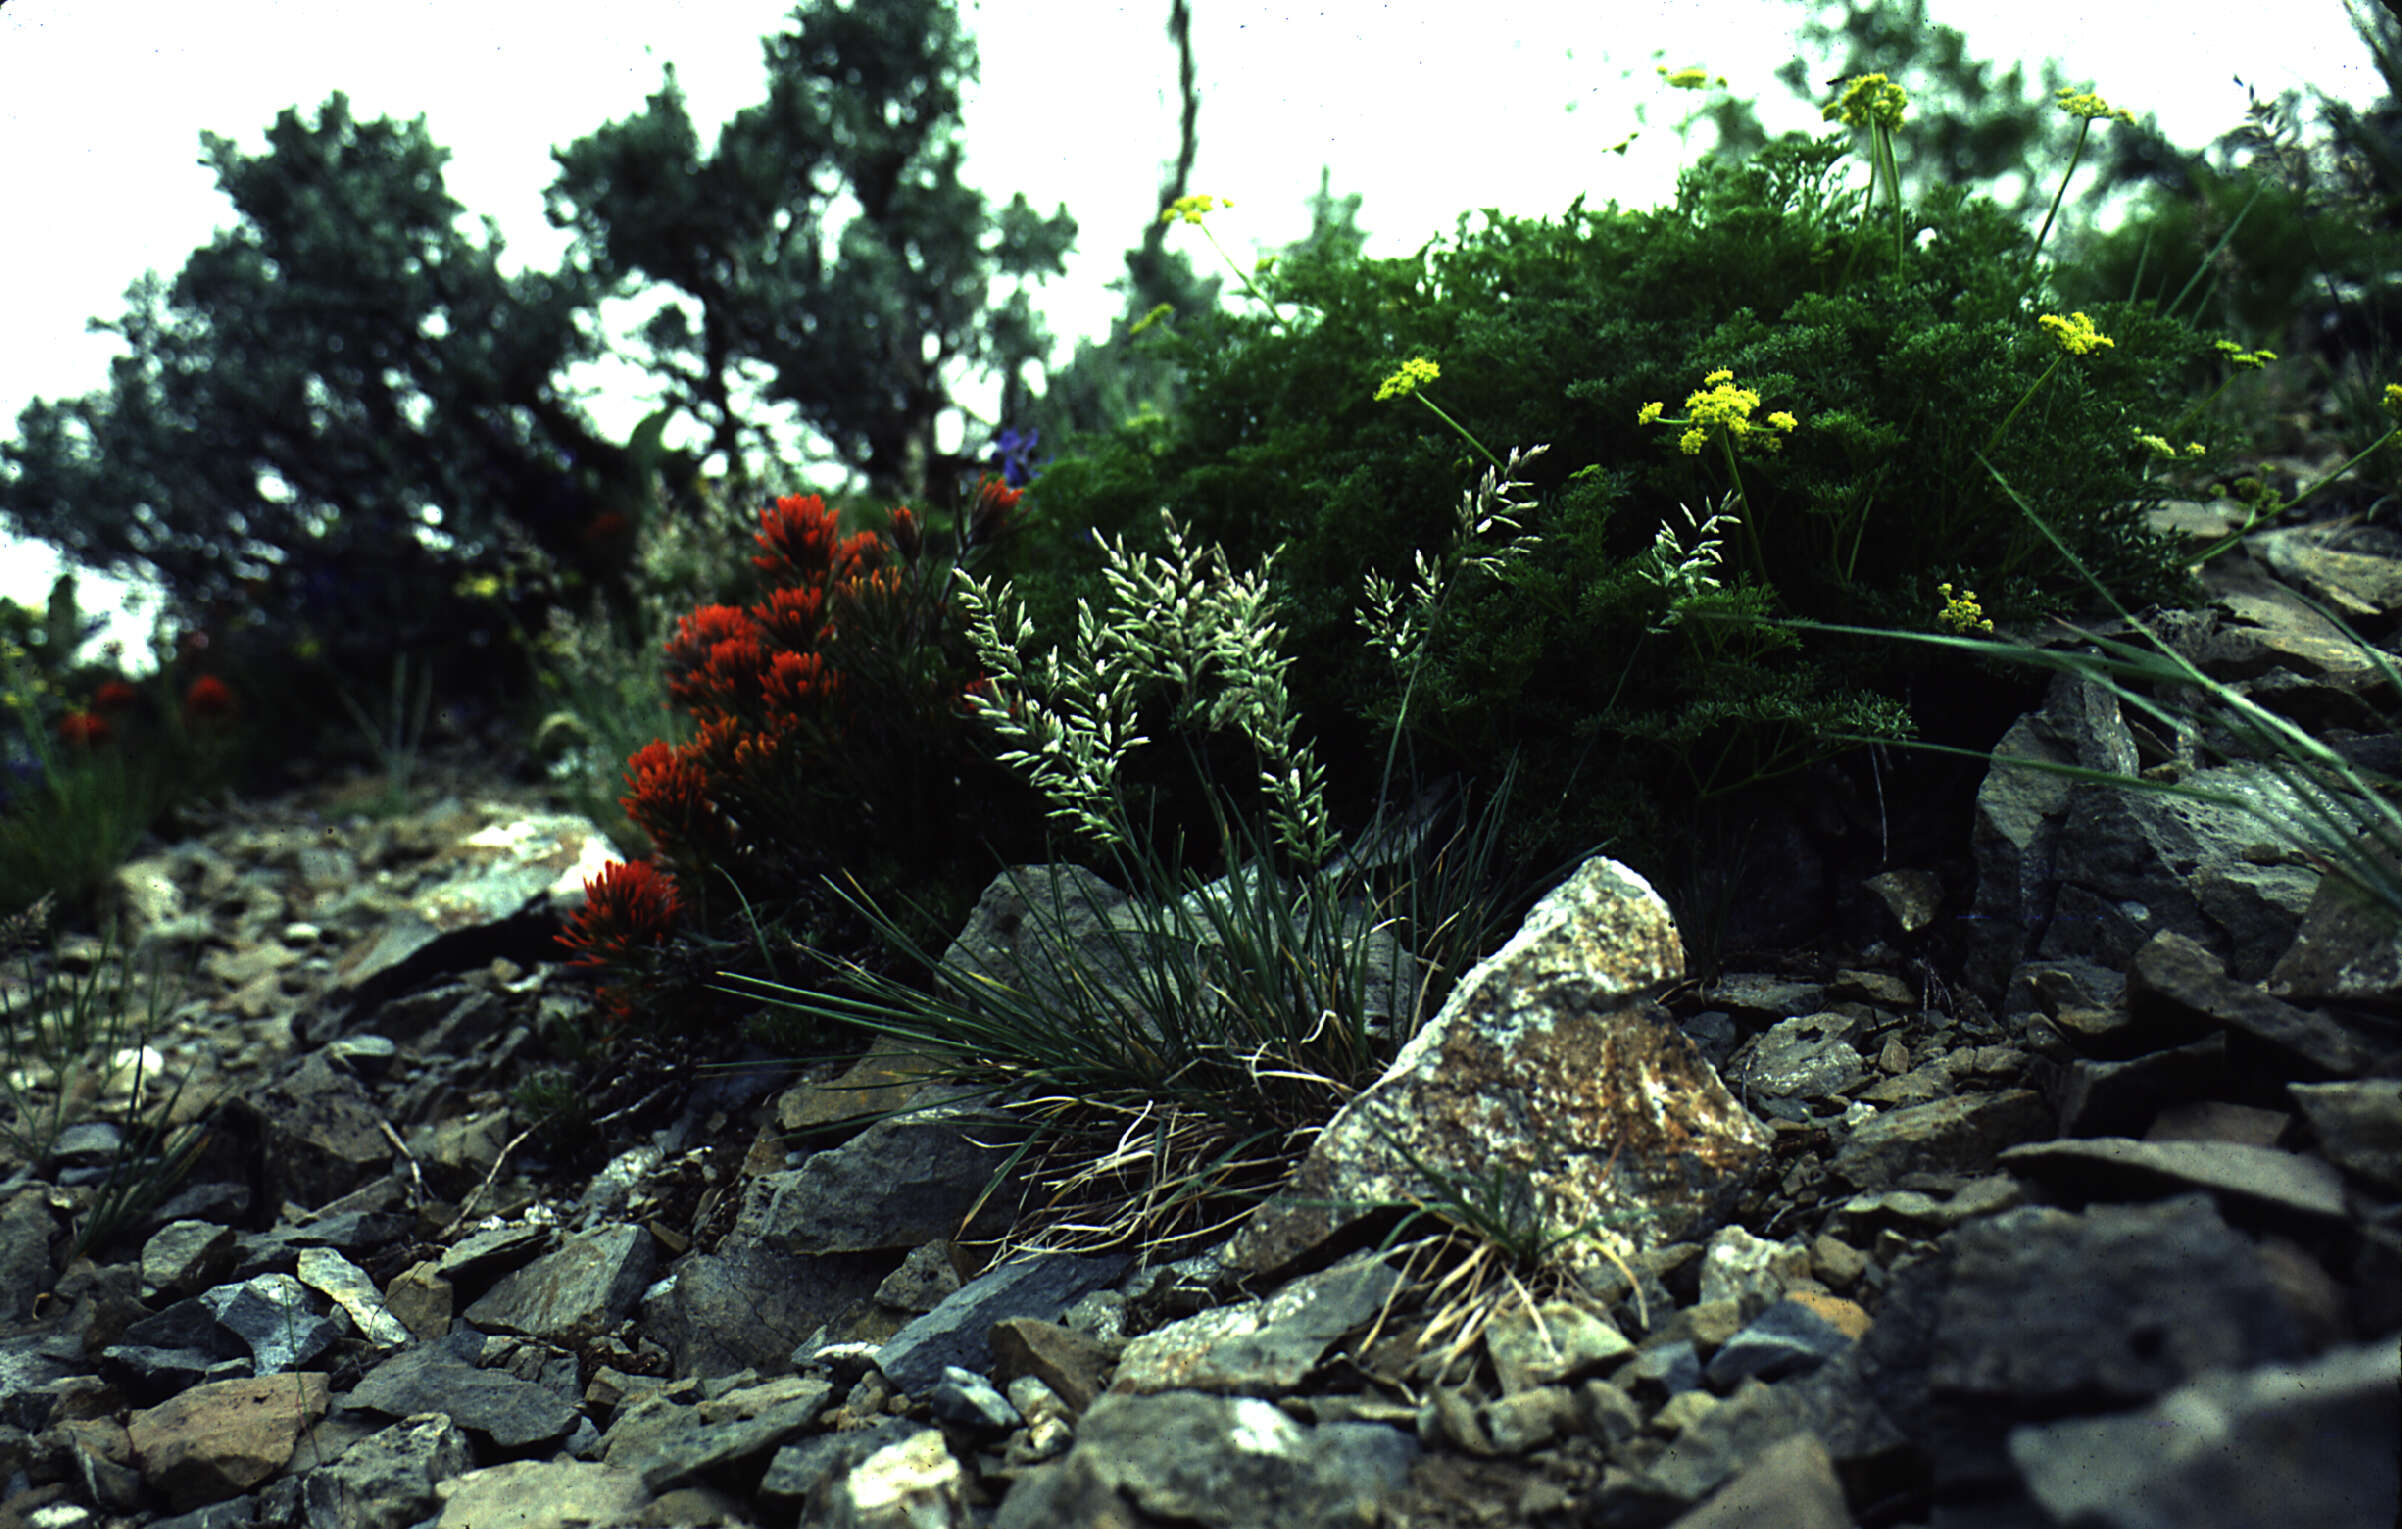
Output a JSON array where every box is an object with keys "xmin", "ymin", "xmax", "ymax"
[{"xmin": 986, "ymin": 428, "xmax": 1049, "ymax": 489}]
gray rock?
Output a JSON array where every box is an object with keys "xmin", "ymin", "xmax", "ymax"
[
  {"xmin": 1830, "ymin": 1089, "xmax": 2051, "ymax": 1190},
  {"xmin": 2287, "ymin": 1078, "xmax": 2402, "ymax": 1190},
  {"xmin": 2010, "ymin": 1340, "xmax": 2400, "ymax": 1529},
  {"xmin": 1671, "ymin": 1430, "xmax": 1854, "ymax": 1529},
  {"xmin": 461, "ymin": 1223, "xmax": 655, "ymax": 1347},
  {"xmin": 198, "ymin": 1274, "xmax": 343, "ymax": 1374},
  {"xmin": 597, "ymin": 1372, "xmax": 832, "ymax": 1494},
  {"xmin": 1726, "ymin": 1011, "xmax": 1869, "ymax": 1103},
  {"xmin": 994, "ymin": 1390, "xmax": 1416, "ymax": 1529},
  {"xmin": 736, "ymin": 1098, "xmax": 1021, "ymax": 1255},
  {"xmin": 286, "ymin": 1413, "xmax": 473, "ymax": 1529},
  {"xmin": 648, "ymin": 1241, "xmax": 888, "ymax": 1381},
  {"xmin": 1703, "ymin": 1297, "xmax": 1858, "ymax": 1388},
  {"xmin": 345, "ymin": 1346, "xmax": 579, "ymax": 1450},
  {"xmin": 758, "ymin": 1418, "xmax": 929, "ymax": 1507},
  {"xmin": 1113, "ymin": 1252, "xmax": 1399, "ymax": 1394},
  {"xmin": 1997, "ymin": 1137, "xmax": 2351, "ymax": 1226},
  {"xmin": 873, "ymin": 1249, "xmax": 1128, "ymax": 1396},
  {"xmin": 927, "ymin": 1366, "xmax": 1017, "ymax": 1432}
]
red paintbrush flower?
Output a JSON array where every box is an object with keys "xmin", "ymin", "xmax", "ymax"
[
  {"xmin": 91, "ymin": 680, "xmax": 139, "ymax": 712},
  {"xmin": 56, "ymin": 711, "xmax": 110, "ymax": 749},
  {"xmin": 965, "ymin": 474, "xmax": 1025, "ymax": 549},
  {"xmin": 557, "ymin": 857, "xmax": 683, "ymax": 969},
  {"xmin": 750, "ymin": 586, "xmax": 831, "ymax": 653},
  {"xmin": 182, "ymin": 673, "xmax": 238, "ymax": 725},
  {"xmin": 750, "ymin": 494, "xmax": 883, "ymax": 587},
  {"xmin": 761, "ymin": 650, "xmax": 841, "ymax": 716},
  {"xmin": 620, "ymin": 737, "xmax": 733, "ymax": 864},
  {"xmin": 663, "ymin": 606, "xmax": 766, "ymax": 712}
]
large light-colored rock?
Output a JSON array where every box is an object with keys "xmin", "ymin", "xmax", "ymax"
[{"xmin": 1227, "ymin": 854, "xmax": 1770, "ymax": 1287}]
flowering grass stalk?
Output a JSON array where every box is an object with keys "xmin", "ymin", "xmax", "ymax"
[{"xmin": 708, "ymin": 456, "xmax": 1583, "ymax": 1263}]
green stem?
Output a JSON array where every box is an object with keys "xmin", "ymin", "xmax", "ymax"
[
  {"xmin": 1412, "ymin": 395, "xmax": 1505, "ymax": 471},
  {"xmin": 1877, "ymin": 123, "xmax": 1905, "ymax": 273},
  {"xmin": 2285, "ymin": 426, "xmax": 2401, "ymax": 511},
  {"xmin": 1202, "ymin": 226, "xmax": 1295, "ymax": 337},
  {"xmin": 1714, "ymin": 433, "xmax": 1767, "ymax": 577},
  {"xmin": 2026, "ymin": 119, "xmax": 2091, "ymax": 281},
  {"xmin": 1984, "ymin": 357, "xmax": 2062, "ymax": 455}
]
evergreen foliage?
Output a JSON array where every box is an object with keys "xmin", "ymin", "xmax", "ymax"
[{"xmin": 542, "ymin": 0, "xmax": 1078, "ymax": 509}]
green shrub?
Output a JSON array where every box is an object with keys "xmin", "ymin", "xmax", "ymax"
[{"xmin": 1010, "ymin": 107, "xmax": 2239, "ymax": 884}]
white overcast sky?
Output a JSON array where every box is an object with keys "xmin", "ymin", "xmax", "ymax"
[{"xmin": 0, "ymin": 0, "xmax": 2384, "ymax": 668}]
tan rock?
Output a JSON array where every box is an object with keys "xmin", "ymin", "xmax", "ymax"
[{"xmin": 128, "ymin": 1372, "xmax": 331, "ymax": 1511}]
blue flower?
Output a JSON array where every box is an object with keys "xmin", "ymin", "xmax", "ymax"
[{"xmin": 986, "ymin": 428, "xmax": 1050, "ymax": 489}]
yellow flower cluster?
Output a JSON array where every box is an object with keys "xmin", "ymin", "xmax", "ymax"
[
  {"xmin": 2384, "ymin": 382, "xmax": 2402, "ymax": 424},
  {"xmin": 1822, "ymin": 73, "xmax": 1909, "ymax": 131},
  {"xmin": 2054, "ymin": 87, "xmax": 2136, "ymax": 125},
  {"xmin": 1935, "ymin": 582, "xmax": 1994, "ymax": 635},
  {"xmin": 1658, "ymin": 66, "xmax": 1727, "ymax": 90},
  {"xmin": 0, "ymin": 635, "xmax": 50, "ymax": 714},
  {"xmin": 1637, "ymin": 370, "xmax": 1798, "ymax": 455},
  {"xmin": 1160, "ymin": 193, "xmax": 1234, "ymax": 227},
  {"xmin": 2039, "ymin": 311, "xmax": 2115, "ymax": 357},
  {"xmin": 2212, "ymin": 339, "xmax": 2277, "ymax": 370},
  {"xmin": 2132, "ymin": 430, "xmax": 2206, "ymax": 460},
  {"xmin": 1376, "ymin": 356, "xmax": 1441, "ymax": 402}
]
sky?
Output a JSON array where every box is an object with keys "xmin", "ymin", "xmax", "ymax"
[{"xmin": 0, "ymin": 0, "xmax": 2386, "ymax": 672}]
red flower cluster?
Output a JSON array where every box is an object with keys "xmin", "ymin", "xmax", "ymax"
[
  {"xmin": 568, "ymin": 478, "xmax": 1028, "ymax": 1040},
  {"xmin": 556, "ymin": 857, "xmax": 684, "ymax": 1032},
  {"xmin": 619, "ymin": 493, "xmax": 899, "ymax": 874},
  {"xmin": 57, "ymin": 673, "xmax": 237, "ymax": 749},
  {"xmin": 183, "ymin": 674, "xmax": 237, "ymax": 725}
]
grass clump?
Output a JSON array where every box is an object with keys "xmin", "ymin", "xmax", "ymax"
[
  {"xmin": 0, "ymin": 894, "xmax": 212, "ymax": 1271},
  {"xmin": 713, "ymin": 449, "xmax": 1585, "ymax": 1266}
]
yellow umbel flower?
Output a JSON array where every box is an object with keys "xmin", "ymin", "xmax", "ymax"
[
  {"xmin": 2383, "ymin": 382, "xmax": 2402, "ymax": 425},
  {"xmin": 2039, "ymin": 311, "xmax": 2114, "ymax": 357},
  {"xmin": 1822, "ymin": 73, "xmax": 1909, "ymax": 130},
  {"xmin": 1643, "ymin": 372, "xmax": 1799, "ymax": 455},
  {"xmin": 1936, "ymin": 582, "xmax": 1994, "ymax": 635},
  {"xmin": 1160, "ymin": 193, "xmax": 1233, "ymax": 227},
  {"xmin": 2054, "ymin": 87, "xmax": 2136, "ymax": 125},
  {"xmin": 1658, "ymin": 66, "xmax": 1727, "ymax": 90},
  {"xmin": 2133, "ymin": 431, "xmax": 2176, "ymax": 458},
  {"xmin": 1376, "ymin": 356, "xmax": 1441, "ymax": 402}
]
